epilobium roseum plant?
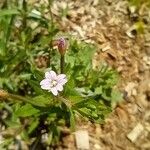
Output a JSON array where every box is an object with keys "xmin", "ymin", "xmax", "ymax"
[
  {"xmin": 0, "ymin": 1, "xmax": 122, "ymax": 148},
  {"xmin": 40, "ymin": 71, "xmax": 67, "ymax": 96}
]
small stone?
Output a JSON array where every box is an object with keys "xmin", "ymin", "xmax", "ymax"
[
  {"xmin": 125, "ymin": 82, "xmax": 136, "ymax": 97},
  {"xmin": 75, "ymin": 130, "xmax": 90, "ymax": 149},
  {"xmin": 94, "ymin": 144, "xmax": 102, "ymax": 150},
  {"xmin": 126, "ymin": 29, "xmax": 136, "ymax": 38},
  {"xmin": 132, "ymin": 88, "xmax": 137, "ymax": 96},
  {"xmin": 127, "ymin": 123, "xmax": 144, "ymax": 143},
  {"xmin": 101, "ymin": 43, "xmax": 111, "ymax": 52},
  {"xmin": 126, "ymin": 24, "xmax": 137, "ymax": 38},
  {"xmin": 117, "ymin": 66, "xmax": 123, "ymax": 72},
  {"xmin": 143, "ymin": 56, "xmax": 149, "ymax": 62},
  {"xmin": 129, "ymin": 5, "xmax": 137, "ymax": 14}
]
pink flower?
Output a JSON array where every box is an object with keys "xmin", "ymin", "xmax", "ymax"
[{"xmin": 40, "ymin": 71, "xmax": 67, "ymax": 96}]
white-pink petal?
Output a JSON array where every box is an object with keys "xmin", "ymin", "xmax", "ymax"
[
  {"xmin": 51, "ymin": 87, "xmax": 58, "ymax": 96},
  {"xmin": 57, "ymin": 74, "xmax": 66, "ymax": 80},
  {"xmin": 45, "ymin": 72, "xmax": 51, "ymax": 79},
  {"xmin": 56, "ymin": 84, "xmax": 63, "ymax": 91},
  {"xmin": 41, "ymin": 84, "xmax": 51, "ymax": 90},
  {"xmin": 40, "ymin": 79, "xmax": 50, "ymax": 85},
  {"xmin": 45, "ymin": 71, "xmax": 57, "ymax": 79},
  {"xmin": 49, "ymin": 71, "xmax": 57, "ymax": 79},
  {"xmin": 40, "ymin": 79, "xmax": 52, "ymax": 90},
  {"xmin": 59, "ymin": 78, "xmax": 67, "ymax": 85}
]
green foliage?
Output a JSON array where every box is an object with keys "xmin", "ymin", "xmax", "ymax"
[
  {"xmin": 128, "ymin": 0, "xmax": 150, "ymax": 34},
  {"xmin": 129, "ymin": 0, "xmax": 150, "ymax": 8},
  {"xmin": 0, "ymin": 0, "xmax": 122, "ymax": 149},
  {"xmin": 14, "ymin": 104, "xmax": 40, "ymax": 117}
]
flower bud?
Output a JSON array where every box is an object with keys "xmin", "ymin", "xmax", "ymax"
[{"xmin": 57, "ymin": 37, "xmax": 67, "ymax": 56}]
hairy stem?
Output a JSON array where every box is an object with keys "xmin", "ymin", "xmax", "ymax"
[
  {"xmin": 0, "ymin": 90, "xmax": 41, "ymax": 107},
  {"xmin": 60, "ymin": 55, "xmax": 65, "ymax": 74},
  {"xmin": 58, "ymin": 96, "xmax": 72, "ymax": 108},
  {"xmin": 22, "ymin": 0, "xmax": 27, "ymax": 29},
  {"xmin": 48, "ymin": 0, "xmax": 54, "ymax": 67}
]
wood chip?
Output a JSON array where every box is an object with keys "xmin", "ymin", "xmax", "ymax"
[
  {"xmin": 75, "ymin": 130, "xmax": 90, "ymax": 149},
  {"xmin": 127, "ymin": 123, "xmax": 144, "ymax": 143}
]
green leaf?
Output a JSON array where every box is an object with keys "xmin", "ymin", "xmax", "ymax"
[
  {"xmin": 0, "ymin": 9, "xmax": 20, "ymax": 17},
  {"xmin": 19, "ymin": 73, "xmax": 32, "ymax": 80},
  {"xmin": 94, "ymin": 87, "xmax": 103, "ymax": 95},
  {"xmin": 4, "ymin": 120, "xmax": 20, "ymax": 128},
  {"xmin": 69, "ymin": 109, "xmax": 75, "ymax": 131},
  {"xmin": 28, "ymin": 119, "xmax": 39, "ymax": 134},
  {"xmin": 0, "ymin": 138, "xmax": 13, "ymax": 149},
  {"xmin": 31, "ymin": 95, "xmax": 52, "ymax": 107},
  {"xmin": 15, "ymin": 104, "xmax": 40, "ymax": 117},
  {"xmin": 29, "ymin": 80, "xmax": 44, "ymax": 95},
  {"xmin": 111, "ymin": 90, "xmax": 122, "ymax": 104},
  {"xmin": 32, "ymin": 69, "xmax": 44, "ymax": 81}
]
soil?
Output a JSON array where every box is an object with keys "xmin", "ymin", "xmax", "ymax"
[{"xmin": 50, "ymin": 0, "xmax": 150, "ymax": 149}]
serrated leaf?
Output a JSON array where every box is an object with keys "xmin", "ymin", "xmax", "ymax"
[
  {"xmin": 31, "ymin": 95, "xmax": 52, "ymax": 107},
  {"xmin": 15, "ymin": 104, "xmax": 40, "ymax": 117}
]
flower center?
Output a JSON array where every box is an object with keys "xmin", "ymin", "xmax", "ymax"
[{"xmin": 51, "ymin": 80, "xmax": 57, "ymax": 87}]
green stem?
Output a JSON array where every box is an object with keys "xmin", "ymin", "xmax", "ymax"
[
  {"xmin": 58, "ymin": 96, "xmax": 72, "ymax": 108},
  {"xmin": 8, "ymin": 94, "xmax": 40, "ymax": 107},
  {"xmin": 22, "ymin": 0, "xmax": 27, "ymax": 29},
  {"xmin": 48, "ymin": 0, "xmax": 54, "ymax": 67},
  {"xmin": 60, "ymin": 55, "xmax": 65, "ymax": 73}
]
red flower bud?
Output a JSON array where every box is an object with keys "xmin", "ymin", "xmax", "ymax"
[{"xmin": 57, "ymin": 37, "xmax": 67, "ymax": 56}]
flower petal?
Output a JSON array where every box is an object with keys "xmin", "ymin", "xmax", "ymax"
[
  {"xmin": 41, "ymin": 84, "xmax": 51, "ymax": 90},
  {"xmin": 57, "ymin": 74, "xmax": 67, "ymax": 85},
  {"xmin": 45, "ymin": 71, "xmax": 57, "ymax": 79},
  {"xmin": 51, "ymin": 87, "xmax": 58, "ymax": 96},
  {"xmin": 56, "ymin": 84, "xmax": 63, "ymax": 91},
  {"xmin": 40, "ymin": 79, "xmax": 51, "ymax": 90},
  {"xmin": 59, "ymin": 78, "xmax": 67, "ymax": 85},
  {"xmin": 40, "ymin": 79, "xmax": 50, "ymax": 85},
  {"xmin": 45, "ymin": 72, "xmax": 51, "ymax": 79},
  {"xmin": 57, "ymin": 74, "xmax": 66, "ymax": 80}
]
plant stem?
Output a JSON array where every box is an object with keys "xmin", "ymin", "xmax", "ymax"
[
  {"xmin": 0, "ymin": 91, "xmax": 40, "ymax": 107},
  {"xmin": 1, "ymin": 90, "xmax": 45, "ymax": 108},
  {"xmin": 60, "ymin": 55, "xmax": 65, "ymax": 73},
  {"xmin": 22, "ymin": 0, "xmax": 27, "ymax": 29},
  {"xmin": 48, "ymin": 0, "xmax": 54, "ymax": 67},
  {"xmin": 8, "ymin": 94, "xmax": 37, "ymax": 106},
  {"xmin": 58, "ymin": 96, "xmax": 72, "ymax": 108}
]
